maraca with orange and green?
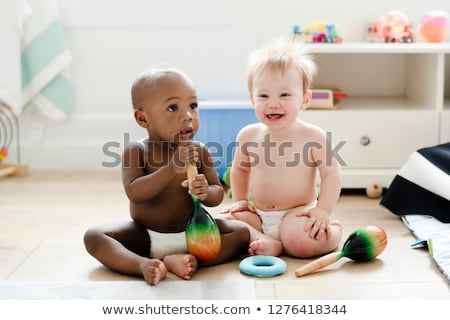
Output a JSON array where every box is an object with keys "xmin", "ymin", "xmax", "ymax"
[
  {"xmin": 295, "ymin": 225, "xmax": 387, "ymax": 277},
  {"xmin": 185, "ymin": 165, "xmax": 221, "ymax": 262}
]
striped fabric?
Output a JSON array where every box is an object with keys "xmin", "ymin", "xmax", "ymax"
[
  {"xmin": 381, "ymin": 142, "xmax": 450, "ymax": 223},
  {"xmin": 20, "ymin": 0, "xmax": 72, "ymax": 120}
]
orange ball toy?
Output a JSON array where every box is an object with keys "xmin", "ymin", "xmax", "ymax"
[{"xmin": 418, "ymin": 10, "xmax": 450, "ymax": 43}]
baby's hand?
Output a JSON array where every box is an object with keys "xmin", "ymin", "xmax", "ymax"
[
  {"xmin": 171, "ymin": 142, "xmax": 199, "ymax": 174},
  {"xmin": 220, "ymin": 200, "xmax": 255, "ymax": 214},
  {"xmin": 181, "ymin": 174, "xmax": 208, "ymax": 201},
  {"xmin": 296, "ymin": 207, "xmax": 331, "ymax": 240}
]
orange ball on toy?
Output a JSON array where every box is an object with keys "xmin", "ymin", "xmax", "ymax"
[{"xmin": 418, "ymin": 10, "xmax": 450, "ymax": 43}]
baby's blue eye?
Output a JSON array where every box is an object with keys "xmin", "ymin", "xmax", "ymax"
[{"xmin": 168, "ymin": 104, "xmax": 178, "ymax": 112}]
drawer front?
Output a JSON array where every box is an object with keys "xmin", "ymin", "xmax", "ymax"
[{"xmin": 301, "ymin": 110, "xmax": 439, "ymax": 168}]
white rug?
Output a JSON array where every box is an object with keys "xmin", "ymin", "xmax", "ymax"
[
  {"xmin": 402, "ymin": 215, "xmax": 450, "ymax": 284},
  {"xmin": 0, "ymin": 280, "xmax": 256, "ymax": 300}
]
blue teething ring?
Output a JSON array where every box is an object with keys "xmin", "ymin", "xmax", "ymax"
[{"xmin": 239, "ymin": 256, "xmax": 286, "ymax": 277}]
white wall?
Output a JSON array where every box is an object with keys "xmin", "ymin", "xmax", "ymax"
[
  {"xmin": 6, "ymin": 0, "xmax": 450, "ymax": 170},
  {"xmin": 0, "ymin": 0, "xmax": 21, "ymax": 113}
]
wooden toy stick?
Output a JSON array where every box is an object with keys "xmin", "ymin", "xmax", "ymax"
[
  {"xmin": 295, "ymin": 252, "xmax": 341, "ymax": 277},
  {"xmin": 186, "ymin": 164, "xmax": 198, "ymax": 185}
]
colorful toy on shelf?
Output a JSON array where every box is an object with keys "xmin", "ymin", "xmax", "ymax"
[
  {"xmin": 309, "ymin": 88, "xmax": 347, "ymax": 109},
  {"xmin": 185, "ymin": 165, "xmax": 221, "ymax": 262},
  {"xmin": 0, "ymin": 100, "xmax": 26, "ymax": 177},
  {"xmin": 418, "ymin": 10, "xmax": 449, "ymax": 43},
  {"xmin": 295, "ymin": 225, "xmax": 387, "ymax": 277},
  {"xmin": 368, "ymin": 10, "xmax": 414, "ymax": 43},
  {"xmin": 293, "ymin": 21, "xmax": 343, "ymax": 43}
]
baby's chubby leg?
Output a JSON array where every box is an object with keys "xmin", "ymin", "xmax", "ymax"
[
  {"xmin": 279, "ymin": 210, "xmax": 342, "ymax": 258},
  {"xmin": 84, "ymin": 221, "xmax": 168, "ymax": 285}
]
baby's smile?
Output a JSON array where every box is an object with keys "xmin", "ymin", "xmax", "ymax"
[{"xmin": 266, "ymin": 113, "xmax": 284, "ymax": 120}]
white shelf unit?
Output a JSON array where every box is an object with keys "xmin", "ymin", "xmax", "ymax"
[
  {"xmin": 300, "ymin": 42, "xmax": 450, "ymax": 190},
  {"xmin": 443, "ymin": 54, "xmax": 450, "ymax": 142},
  {"xmin": 198, "ymin": 43, "xmax": 450, "ymax": 192}
]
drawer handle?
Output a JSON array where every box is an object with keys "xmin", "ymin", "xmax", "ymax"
[{"xmin": 360, "ymin": 135, "xmax": 371, "ymax": 146}]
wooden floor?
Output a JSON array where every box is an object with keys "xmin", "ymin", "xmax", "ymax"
[{"xmin": 1, "ymin": 170, "xmax": 449, "ymax": 299}]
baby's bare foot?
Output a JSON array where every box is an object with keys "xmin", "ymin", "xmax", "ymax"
[
  {"xmin": 163, "ymin": 253, "xmax": 198, "ymax": 280},
  {"xmin": 140, "ymin": 259, "xmax": 167, "ymax": 286},
  {"xmin": 249, "ymin": 238, "xmax": 283, "ymax": 256}
]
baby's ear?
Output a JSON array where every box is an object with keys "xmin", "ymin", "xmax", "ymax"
[
  {"xmin": 134, "ymin": 109, "xmax": 149, "ymax": 128},
  {"xmin": 300, "ymin": 90, "xmax": 312, "ymax": 111},
  {"xmin": 249, "ymin": 94, "xmax": 255, "ymax": 105}
]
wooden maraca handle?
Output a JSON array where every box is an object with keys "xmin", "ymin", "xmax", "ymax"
[
  {"xmin": 186, "ymin": 164, "xmax": 198, "ymax": 183},
  {"xmin": 295, "ymin": 252, "xmax": 341, "ymax": 277}
]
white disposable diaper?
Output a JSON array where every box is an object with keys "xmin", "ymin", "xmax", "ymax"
[
  {"xmin": 256, "ymin": 200, "xmax": 317, "ymax": 240},
  {"xmin": 147, "ymin": 229, "xmax": 188, "ymax": 259}
]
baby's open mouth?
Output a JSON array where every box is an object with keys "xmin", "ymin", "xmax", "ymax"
[
  {"xmin": 266, "ymin": 113, "xmax": 284, "ymax": 120},
  {"xmin": 178, "ymin": 128, "xmax": 193, "ymax": 140},
  {"xmin": 180, "ymin": 128, "xmax": 193, "ymax": 135}
]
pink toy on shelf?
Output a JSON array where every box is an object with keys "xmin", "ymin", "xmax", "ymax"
[
  {"xmin": 418, "ymin": 10, "xmax": 450, "ymax": 43},
  {"xmin": 371, "ymin": 10, "xmax": 414, "ymax": 43}
]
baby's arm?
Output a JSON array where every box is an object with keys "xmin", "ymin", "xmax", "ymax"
[
  {"xmin": 122, "ymin": 141, "xmax": 202, "ymax": 203},
  {"xmin": 313, "ymin": 131, "xmax": 342, "ymax": 215},
  {"xmin": 296, "ymin": 129, "xmax": 342, "ymax": 240},
  {"xmin": 316, "ymin": 168, "xmax": 341, "ymax": 215},
  {"xmin": 295, "ymin": 170, "xmax": 340, "ymax": 240},
  {"xmin": 122, "ymin": 143, "xmax": 179, "ymax": 203}
]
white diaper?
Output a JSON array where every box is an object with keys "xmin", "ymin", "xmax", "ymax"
[
  {"xmin": 256, "ymin": 200, "xmax": 317, "ymax": 240},
  {"xmin": 147, "ymin": 229, "xmax": 188, "ymax": 260}
]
